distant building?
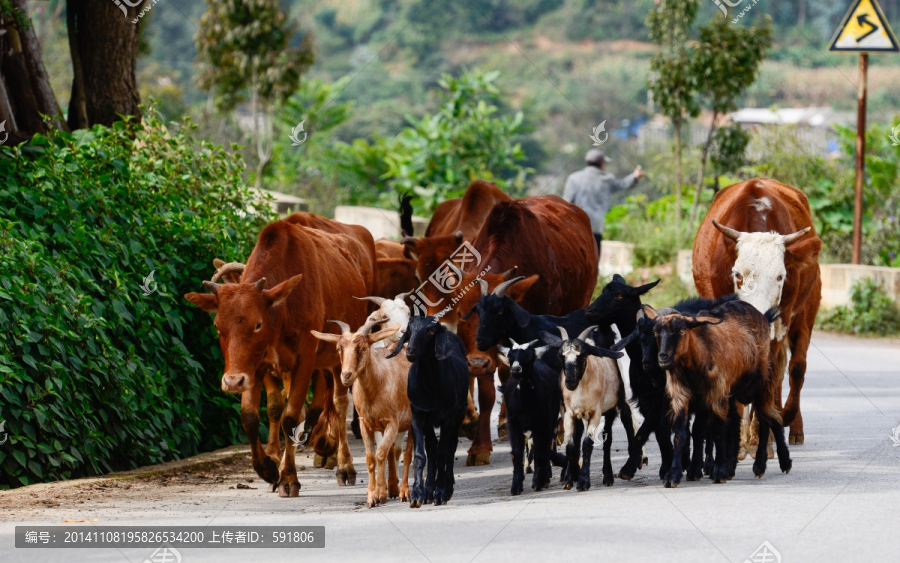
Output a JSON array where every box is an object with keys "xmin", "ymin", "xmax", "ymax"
[{"xmin": 729, "ymin": 107, "xmax": 855, "ymax": 159}]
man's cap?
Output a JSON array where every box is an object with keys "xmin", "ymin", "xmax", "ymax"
[{"xmin": 585, "ymin": 148, "xmax": 611, "ymax": 165}]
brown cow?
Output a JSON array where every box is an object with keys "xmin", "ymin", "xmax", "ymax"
[
  {"xmin": 373, "ymin": 239, "xmax": 419, "ymax": 299},
  {"xmin": 185, "ymin": 217, "xmax": 376, "ymax": 497},
  {"xmin": 403, "ymin": 180, "xmax": 511, "ymax": 286},
  {"xmin": 418, "ymin": 196, "xmax": 598, "ymax": 465},
  {"xmin": 693, "ymin": 178, "xmax": 822, "ymax": 446}
]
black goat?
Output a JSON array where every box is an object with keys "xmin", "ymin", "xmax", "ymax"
[
  {"xmin": 469, "ymin": 276, "xmax": 622, "ymax": 368},
  {"xmin": 496, "ymin": 339, "xmax": 568, "ymax": 495},
  {"xmin": 540, "ymin": 327, "xmax": 631, "ymax": 491},
  {"xmin": 388, "ymin": 312, "xmax": 468, "ymax": 507}
]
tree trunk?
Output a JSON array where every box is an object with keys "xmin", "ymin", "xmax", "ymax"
[
  {"xmin": 12, "ymin": 0, "xmax": 64, "ymax": 130},
  {"xmin": 66, "ymin": 0, "xmax": 141, "ymax": 128},
  {"xmin": 674, "ymin": 120, "xmax": 683, "ymax": 246},
  {"xmin": 689, "ymin": 114, "xmax": 718, "ymax": 227}
]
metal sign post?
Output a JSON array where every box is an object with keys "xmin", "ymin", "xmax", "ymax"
[{"xmin": 828, "ymin": 0, "xmax": 899, "ymax": 264}]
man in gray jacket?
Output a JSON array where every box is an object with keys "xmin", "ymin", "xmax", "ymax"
[{"xmin": 562, "ymin": 148, "xmax": 644, "ymax": 258}]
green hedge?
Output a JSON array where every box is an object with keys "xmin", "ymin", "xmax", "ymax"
[{"xmin": 0, "ymin": 113, "xmax": 274, "ymax": 487}]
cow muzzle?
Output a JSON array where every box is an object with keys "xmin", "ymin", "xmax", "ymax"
[
  {"xmin": 467, "ymin": 354, "xmax": 493, "ymax": 376},
  {"xmin": 221, "ymin": 372, "xmax": 251, "ymax": 394}
]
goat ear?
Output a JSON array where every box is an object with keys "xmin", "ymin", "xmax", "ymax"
[
  {"xmin": 434, "ymin": 328, "xmax": 453, "ymax": 361},
  {"xmin": 630, "ymin": 279, "xmax": 660, "ymax": 296},
  {"xmin": 539, "ymin": 331, "xmax": 562, "ymax": 348},
  {"xmin": 512, "ymin": 302, "xmax": 531, "ymax": 327},
  {"xmin": 685, "ymin": 316, "xmax": 721, "ymax": 328},
  {"xmin": 497, "ymin": 354, "xmax": 509, "ymax": 366},
  {"xmin": 368, "ymin": 324, "xmax": 401, "ymax": 344},
  {"xmin": 585, "ymin": 344, "xmax": 624, "ymax": 360},
  {"xmin": 506, "ymin": 274, "xmax": 539, "ymax": 303},
  {"xmin": 641, "ymin": 304, "xmax": 658, "ymax": 320},
  {"xmin": 612, "ymin": 273, "xmax": 626, "ymax": 284},
  {"xmin": 386, "ymin": 329, "xmax": 410, "ymax": 359},
  {"xmin": 534, "ymin": 345, "xmax": 549, "ymax": 359},
  {"xmin": 611, "ymin": 330, "xmax": 637, "ymax": 352},
  {"xmin": 263, "ymin": 274, "xmax": 303, "ymax": 307},
  {"xmin": 310, "ymin": 330, "xmax": 341, "ymax": 344},
  {"xmin": 785, "ymin": 236, "xmax": 822, "ymax": 269},
  {"xmin": 461, "ymin": 301, "xmax": 480, "ymax": 320},
  {"xmin": 185, "ymin": 292, "xmax": 218, "ymax": 312}
]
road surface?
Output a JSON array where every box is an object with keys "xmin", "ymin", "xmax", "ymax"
[{"xmin": 1, "ymin": 332, "xmax": 899, "ymax": 562}]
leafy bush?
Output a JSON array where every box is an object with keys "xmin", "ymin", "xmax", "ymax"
[
  {"xmin": 0, "ymin": 111, "xmax": 274, "ymax": 488},
  {"xmin": 818, "ymin": 278, "xmax": 900, "ymax": 336}
]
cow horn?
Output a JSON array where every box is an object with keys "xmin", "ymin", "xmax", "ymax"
[
  {"xmin": 577, "ymin": 325, "xmax": 597, "ymax": 342},
  {"xmin": 492, "ymin": 276, "xmax": 526, "ymax": 297},
  {"xmin": 329, "ymin": 320, "xmax": 352, "ymax": 334},
  {"xmin": 210, "ymin": 261, "xmax": 245, "ymax": 283},
  {"xmin": 558, "ymin": 326, "xmax": 569, "ymax": 341},
  {"xmin": 454, "ymin": 230, "xmax": 464, "ymax": 243},
  {"xmin": 253, "ymin": 278, "xmax": 267, "ymax": 291},
  {"xmin": 781, "ymin": 226, "xmax": 811, "ymax": 246},
  {"xmin": 712, "ymin": 220, "xmax": 741, "ymax": 242},
  {"xmin": 354, "ymin": 295, "xmax": 386, "ymax": 306},
  {"xmin": 477, "ymin": 278, "xmax": 490, "ymax": 297},
  {"xmin": 202, "ymin": 280, "xmax": 220, "ymax": 295}
]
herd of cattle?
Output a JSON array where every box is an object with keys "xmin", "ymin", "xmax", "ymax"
[{"xmin": 185, "ymin": 177, "xmax": 822, "ymax": 507}]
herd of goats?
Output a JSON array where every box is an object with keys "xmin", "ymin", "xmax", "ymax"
[{"xmin": 186, "ymin": 177, "xmax": 823, "ymax": 508}]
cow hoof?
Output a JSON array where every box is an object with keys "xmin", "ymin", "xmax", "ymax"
[
  {"xmin": 466, "ymin": 452, "xmax": 491, "ymax": 466},
  {"xmin": 277, "ymin": 482, "xmax": 301, "ymax": 498},
  {"xmin": 314, "ymin": 454, "xmax": 334, "ymax": 469},
  {"xmin": 789, "ymin": 434, "xmax": 804, "ymax": 445},
  {"xmin": 335, "ymin": 467, "xmax": 357, "ymax": 486},
  {"xmin": 459, "ymin": 418, "xmax": 479, "ymax": 440}
]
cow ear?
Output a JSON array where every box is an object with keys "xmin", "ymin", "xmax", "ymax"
[
  {"xmin": 506, "ymin": 274, "xmax": 539, "ymax": 303},
  {"xmin": 185, "ymin": 292, "xmax": 218, "ymax": 312},
  {"xmin": 785, "ymin": 236, "xmax": 822, "ymax": 269},
  {"xmin": 400, "ymin": 237, "xmax": 419, "ymax": 260},
  {"xmin": 263, "ymin": 274, "xmax": 303, "ymax": 307},
  {"xmin": 434, "ymin": 328, "xmax": 453, "ymax": 361},
  {"xmin": 310, "ymin": 330, "xmax": 341, "ymax": 343}
]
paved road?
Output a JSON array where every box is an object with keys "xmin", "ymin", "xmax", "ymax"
[{"xmin": 2, "ymin": 333, "xmax": 899, "ymax": 563}]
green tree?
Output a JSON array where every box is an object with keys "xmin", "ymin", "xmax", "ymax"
[
  {"xmin": 195, "ymin": 0, "xmax": 314, "ymax": 188},
  {"xmin": 329, "ymin": 70, "xmax": 529, "ymax": 217},
  {"xmin": 646, "ymin": 0, "xmax": 701, "ymax": 245},
  {"xmin": 688, "ymin": 14, "xmax": 772, "ymax": 226}
]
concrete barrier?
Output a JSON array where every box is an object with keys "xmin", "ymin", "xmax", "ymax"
[
  {"xmin": 334, "ymin": 206, "xmax": 430, "ymax": 240},
  {"xmin": 677, "ymin": 249, "xmax": 695, "ymax": 290},
  {"xmin": 600, "ymin": 240, "xmax": 634, "ymax": 277},
  {"xmin": 819, "ymin": 264, "xmax": 900, "ymax": 309}
]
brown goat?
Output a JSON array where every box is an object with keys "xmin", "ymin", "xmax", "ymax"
[
  {"xmin": 312, "ymin": 322, "xmax": 413, "ymax": 508},
  {"xmin": 643, "ymin": 300, "xmax": 791, "ymax": 488}
]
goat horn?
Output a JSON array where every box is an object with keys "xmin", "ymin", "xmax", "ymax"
[
  {"xmin": 577, "ymin": 325, "xmax": 597, "ymax": 342},
  {"xmin": 477, "ymin": 278, "xmax": 490, "ymax": 297},
  {"xmin": 395, "ymin": 290, "xmax": 413, "ymax": 302},
  {"xmin": 558, "ymin": 327, "xmax": 569, "ymax": 341},
  {"xmin": 210, "ymin": 261, "xmax": 246, "ymax": 283},
  {"xmin": 509, "ymin": 338, "xmax": 520, "ymax": 348},
  {"xmin": 712, "ymin": 220, "xmax": 741, "ymax": 242},
  {"xmin": 526, "ymin": 339, "xmax": 540, "ymax": 348},
  {"xmin": 329, "ymin": 320, "xmax": 352, "ymax": 334},
  {"xmin": 781, "ymin": 226, "xmax": 811, "ymax": 246},
  {"xmin": 492, "ymin": 276, "xmax": 526, "ymax": 297},
  {"xmin": 354, "ymin": 295, "xmax": 386, "ymax": 306}
]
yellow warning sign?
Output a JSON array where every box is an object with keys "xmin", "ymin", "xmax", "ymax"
[{"xmin": 829, "ymin": 0, "xmax": 899, "ymax": 52}]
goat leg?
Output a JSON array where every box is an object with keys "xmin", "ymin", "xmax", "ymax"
[
  {"xmin": 361, "ymin": 420, "xmax": 380, "ymax": 508},
  {"xmin": 409, "ymin": 414, "xmax": 427, "ymax": 508},
  {"xmin": 531, "ymin": 430, "xmax": 552, "ymax": 491},
  {"xmin": 654, "ymin": 417, "xmax": 674, "ymax": 480},
  {"xmin": 616, "ymin": 396, "xmax": 642, "ymax": 480},
  {"xmin": 664, "ymin": 413, "xmax": 689, "ymax": 488},
  {"xmin": 509, "ymin": 425, "xmax": 526, "ymax": 496},
  {"xmin": 563, "ymin": 415, "xmax": 582, "ymax": 490},
  {"xmin": 686, "ymin": 414, "xmax": 706, "ymax": 481},
  {"xmin": 599, "ymin": 413, "xmax": 616, "ymax": 487}
]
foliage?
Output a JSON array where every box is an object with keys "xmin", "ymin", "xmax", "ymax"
[
  {"xmin": 710, "ymin": 123, "xmax": 750, "ymax": 176},
  {"xmin": 327, "ymin": 70, "xmax": 530, "ymax": 215},
  {"xmin": 605, "ymin": 185, "xmax": 703, "ymax": 268},
  {"xmin": 0, "ymin": 109, "xmax": 274, "ymax": 488},
  {"xmin": 195, "ymin": 0, "xmax": 314, "ymax": 112},
  {"xmin": 818, "ymin": 278, "xmax": 900, "ymax": 336}
]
